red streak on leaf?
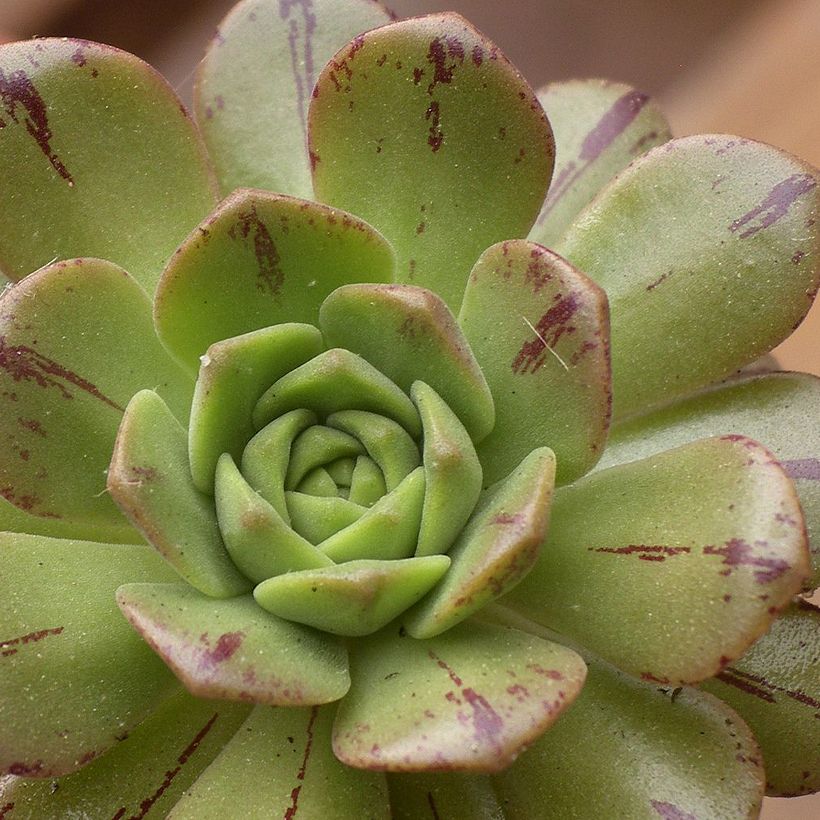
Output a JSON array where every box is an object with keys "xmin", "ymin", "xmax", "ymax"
[
  {"xmin": 426, "ymin": 792, "xmax": 441, "ymax": 820},
  {"xmin": 0, "ymin": 802, "xmax": 14, "ymax": 818},
  {"xmin": 646, "ymin": 269, "xmax": 672, "ymax": 292},
  {"xmin": 228, "ymin": 206, "xmax": 284, "ymax": 296},
  {"xmin": 716, "ymin": 670, "xmax": 776, "ymax": 704},
  {"xmin": 284, "ymin": 705, "xmax": 319, "ymax": 820},
  {"xmin": 0, "ymin": 67, "xmax": 74, "ymax": 184},
  {"xmin": 729, "ymin": 174, "xmax": 817, "ymax": 239},
  {"xmin": 109, "ymin": 712, "xmax": 219, "ymax": 820},
  {"xmin": 781, "ymin": 458, "xmax": 820, "ymax": 481},
  {"xmin": 280, "ymin": 0, "xmax": 316, "ymax": 143},
  {"xmin": 703, "ymin": 538, "xmax": 791, "ymax": 583},
  {"xmin": 493, "ymin": 512, "xmax": 524, "ymax": 525},
  {"xmin": 425, "ymin": 37, "xmax": 461, "ymax": 94},
  {"xmin": 650, "ymin": 800, "xmax": 697, "ymax": 820},
  {"xmin": 428, "ymin": 649, "xmax": 463, "ymax": 688},
  {"xmin": 512, "ymin": 294, "xmax": 579, "ymax": 374},
  {"xmin": 425, "ymin": 101, "xmax": 444, "ymax": 153},
  {"xmin": 538, "ymin": 91, "xmax": 648, "ymax": 223},
  {"xmin": 590, "ymin": 544, "xmax": 690, "ymax": 562},
  {"xmin": 0, "ymin": 337, "xmax": 124, "ymax": 411},
  {"xmin": 1, "ymin": 626, "xmax": 64, "ymax": 657},
  {"xmin": 640, "ymin": 672, "xmax": 671, "ymax": 684},
  {"xmin": 18, "ymin": 417, "xmax": 46, "ymax": 437}
]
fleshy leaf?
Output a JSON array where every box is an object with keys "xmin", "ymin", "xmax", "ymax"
[
  {"xmin": 349, "ymin": 454, "xmax": 388, "ymax": 506},
  {"xmin": 320, "ymin": 284, "xmax": 495, "ymax": 441},
  {"xmin": 503, "ymin": 436, "xmax": 810, "ymax": 683},
  {"xmin": 253, "ymin": 348, "xmax": 421, "ymax": 438},
  {"xmin": 117, "ymin": 583, "xmax": 350, "ymax": 706},
  {"xmin": 309, "ymin": 13, "xmax": 554, "ymax": 311},
  {"xmin": 242, "ymin": 409, "xmax": 317, "ymax": 520},
  {"xmin": 319, "ymin": 467, "xmax": 426, "ymax": 562},
  {"xmin": 0, "ymin": 258, "xmax": 192, "ymax": 542},
  {"xmin": 529, "ymin": 79, "xmax": 671, "ymax": 247},
  {"xmin": 254, "ymin": 556, "xmax": 450, "ymax": 636},
  {"xmin": 388, "ymin": 772, "xmax": 503, "ymax": 820},
  {"xmin": 459, "ymin": 241, "xmax": 611, "ymax": 485},
  {"xmin": 195, "ymin": 0, "xmax": 395, "ymax": 199},
  {"xmin": 108, "ymin": 390, "xmax": 250, "ymax": 598},
  {"xmin": 597, "ymin": 371, "xmax": 820, "ymax": 588},
  {"xmin": 492, "ymin": 656, "xmax": 764, "ymax": 818},
  {"xmin": 155, "ymin": 190, "xmax": 395, "ymax": 370},
  {"xmin": 167, "ymin": 705, "xmax": 390, "ymax": 819},
  {"xmin": 327, "ymin": 410, "xmax": 421, "ymax": 490},
  {"xmin": 405, "ymin": 448, "xmax": 555, "ymax": 639},
  {"xmin": 299, "ymin": 466, "xmax": 339, "ymax": 496},
  {"xmin": 556, "ymin": 136, "xmax": 820, "ymax": 418},
  {"xmin": 0, "ymin": 38, "xmax": 215, "ymax": 293},
  {"xmin": 189, "ymin": 323, "xmax": 324, "ymax": 493},
  {"xmin": 285, "ymin": 492, "xmax": 367, "ymax": 544},
  {"xmin": 0, "ymin": 533, "xmax": 179, "ymax": 778},
  {"xmin": 214, "ymin": 454, "xmax": 332, "ymax": 583},
  {"xmin": 412, "ymin": 382, "xmax": 482, "ymax": 557},
  {"xmin": 333, "ymin": 620, "xmax": 586, "ymax": 772},
  {"xmin": 286, "ymin": 425, "xmax": 365, "ymax": 488},
  {"xmin": 0, "ymin": 689, "xmax": 250, "ymax": 816},
  {"xmin": 701, "ymin": 599, "xmax": 820, "ymax": 797}
]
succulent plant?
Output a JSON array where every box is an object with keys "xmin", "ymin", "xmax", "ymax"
[{"xmin": 1, "ymin": 1, "xmax": 818, "ymax": 817}]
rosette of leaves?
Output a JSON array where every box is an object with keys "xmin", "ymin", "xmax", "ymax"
[{"xmin": 1, "ymin": 2, "xmax": 819, "ymax": 818}]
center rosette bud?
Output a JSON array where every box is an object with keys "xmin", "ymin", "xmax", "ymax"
[{"xmin": 212, "ymin": 343, "xmax": 480, "ymax": 636}]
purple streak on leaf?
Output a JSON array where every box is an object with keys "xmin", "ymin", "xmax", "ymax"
[
  {"xmin": 590, "ymin": 544, "xmax": 690, "ymax": 562},
  {"xmin": 0, "ymin": 802, "xmax": 13, "ymax": 818},
  {"xmin": 537, "ymin": 91, "xmax": 649, "ymax": 224},
  {"xmin": 280, "ymin": 0, "xmax": 317, "ymax": 146},
  {"xmin": 284, "ymin": 705, "xmax": 319, "ymax": 820},
  {"xmin": 0, "ymin": 67, "xmax": 74, "ymax": 185},
  {"xmin": 703, "ymin": 537, "xmax": 791, "ymax": 584},
  {"xmin": 650, "ymin": 801, "xmax": 697, "ymax": 820},
  {"xmin": 425, "ymin": 101, "xmax": 443, "ymax": 152},
  {"xmin": 199, "ymin": 631, "xmax": 245, "ymax": 668},
  {"xmin": 729, "ymin": 174, "xmax": 817, "ymax": 239},
  {"xmin": 782, "ymin": 458, "xmax": 820, "ymax": 481},
  {"xmin": 512, "ymin": 294, "xmax": 579, "ymax": 375},
  {"xmin": 109, "ymin": 713, "xmax": 219, "ymax": 820}
]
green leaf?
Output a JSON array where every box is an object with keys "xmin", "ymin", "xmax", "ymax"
[
  {"xmin": 701, "ymin": 600, "xmax": 820, "ymax": 796},
  {"xmin": 285, "ymin": 492, "xmax": 367, "ymax": 543},
  {"xmin": 286, "ymin": 425, "xmax": 365, "ymax": 489},
  {"xmin": 327, "ymin": 410, "xmax": 421, "ymax": 490},
  {"xmin": 0, "ymin": 533, "xmax": 179, "ymax": 778},
  {"xmin": 556, "ymin": 136, "xmax": 820, "ymax": 418},
  {"xmin": 214, "ymin": 454, "xmax": 332, "ymax": 583},
  {"xmin": 167, "ymin": 705, "xmax": 390, "ymax": 819},
  {"xmin": 242, "ymin": 409, "xmax": 317, "ymax": 520},
  {"xmin": 0, "ymin": 38, "xmax": 216, "ymax": 294},
  {"xmin": 0, "ymin": 688, "xmax": 250, "ymax": 816},
  {"xmin": 388, "ymin": 772, "xmax": 503, "ymax": 820},
  {"xmin": 254, "ymin": 556, "xmax": 450, "ymax": 636},
  {"xmin": 320, "ymin": 284, "xmax": 495, "ymax": 441},
  {"xmin": 194, "ymin": 0, "xmax": 395, "ymax": 199},
  {"xmin": 253, "ymin": 349, "xmax": 422, "ymax": 438},
  {"xmin": 0, "ymin": 258, "xmax": 192, "ymax": 542},
  {"xmin": 117, "ymin": 583, "xmax": 350, "ymax": 706},
  {"xmin": 155, "ymin": 190, "xmax": 395, "ymax": 370},
  {"xmin": 108, "ymin": 390, "xmax": 251, "ymax": 599},
  {"xmin": 309, "ymin": 13, "xmax": 554, "ymax": 311},
  {"xmin": 349, "ymin": 455, "xmax": 388, "ymax": 506},
  {"xmin": 333, "ymin": 620, "xmax": 585, "ymax": 772},
  {"xmin": 405, "ymin": 448, "xmax": 554, "ymax": 639},
  {"xmin": 189, "ymin": 324, "xmax": 324, "ymax": 494},
  {"xmin": 319, "ymin": 468, "xmax": 425, "ymax": 562},
  {"xmin": 412, "ymin": 382, "xmax": 482, "ymax": 557},
  {"xmin": 503, "ymin": 436, "xmax": 810, "ymax": 684},
  {"xmin": 597, "ymin": 372, "xmax": 820, "ymax": 589},
  {"xmin": 459, "ymin": 240, "xmax": 611, "ymax": 486},
  {"xmin": 529, "ymin": 80, "xmax": 671, "ymax": 248},
  {"xmin": 492, "ymin": 657, "xmax": 764, "ymax": 819}
]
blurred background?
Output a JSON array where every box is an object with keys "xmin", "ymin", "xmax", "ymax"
[{"xmin": 0, "ymin": 2, "xmax": 817, "ymax": 815}]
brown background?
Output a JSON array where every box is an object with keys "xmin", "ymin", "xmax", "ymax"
[{"xmin": 0, "ymin": 2, "xmax": 817, "ymax": 817}]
